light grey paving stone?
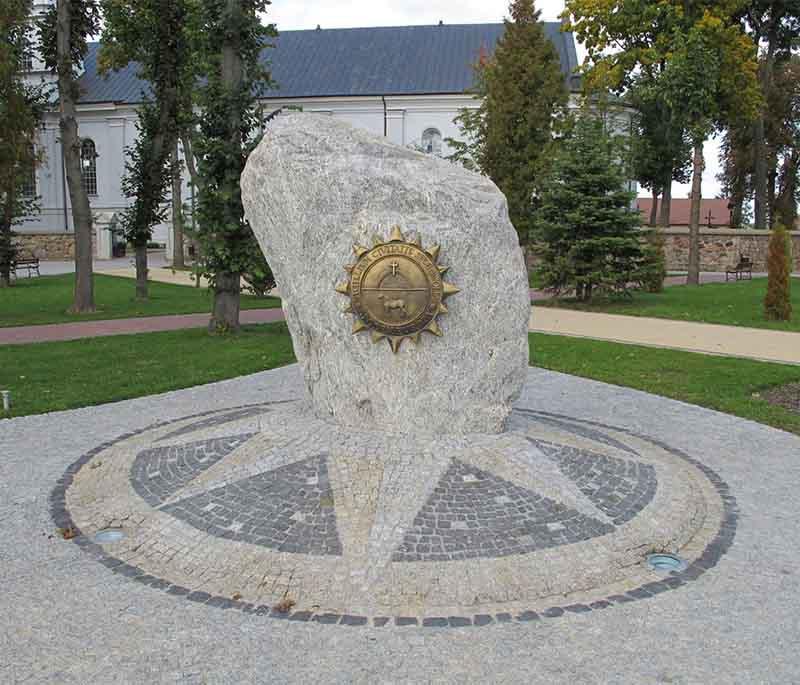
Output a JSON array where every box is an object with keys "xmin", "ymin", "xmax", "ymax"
[{"xmin": 1, "ymin": 365, "xmax": 799, "ymax": 683}]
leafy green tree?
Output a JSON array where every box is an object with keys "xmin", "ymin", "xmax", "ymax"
[
  {"xmin": 629, "ymin": 77, "xmax": 691, "ymax": 227},
  {"xmin": 564, "ymin": 0, "xmax": 760, "ymax": 285},
  {"xmin": 190, "ymin": 0, "xmax": 276, "ymax": 331},
  {"xmin": 718, "ymin": 123, "xmax": 754, "ymax": 227},
  {"xmin": 0, "ymin": 0, "xmax": 47, "ymax": 287},
  {"xmin": 771, "ymin": 56, "xmax": 800, "ymax": 229},
  {"xmin": 532, "ymin": 112, "xmax": 655, "ymax": 300},
  {"xmin": 99, "ymin": 0, "xmax": 190, "ymax": 299},
  {"xmin": 765, "ymin": 223, "xmax": 793, "ymax": 321},
  {"xmin": 736, "ymin": 1, "xmax": 800, "ymax": 229},
  {"xmin": 449, "ymin": 0, "xmax": 568, "ymax": 243},
  {"xmin": 40, "ymin": 0, "xmax": 101, "ymax": 312},
  {"xmin": 659, "ymin": 13, "xmax": 759, "ymax": 283}
]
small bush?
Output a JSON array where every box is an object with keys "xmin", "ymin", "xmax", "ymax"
[
  {"xmin": 765, "ymin": 224, "xmax": 793, "ymax": 321},
  {"xmin": 640, "ymin": 231, "xmax": 667, "ymax": 293}
]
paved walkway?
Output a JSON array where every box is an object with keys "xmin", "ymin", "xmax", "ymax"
[
  {"xmin": 0, "ymin": 308, "xmax": 284, "ymax": 344},
  {"xmin": 3, "ymin": 367, "xmax": 800, "ymax": 683},
  {"xmin": 3, "ymin": 303, "xmax": 800, "ymax": 366},
  {"xmin": 530, "ymin": 307, "xmax": 800, "ymax": 365},
  {"xmin": 94, "ymin": 265, "xmax": 212, "ymax": 289}
]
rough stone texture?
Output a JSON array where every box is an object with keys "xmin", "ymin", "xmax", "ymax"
[
  {"xmin": 11, "ymin": 231, "xmax": 98, "ymax": 260},
  {"xmin": 661, "ymin": 227, "xmax": 800, "ymax": 272},
  {"xmin": 241, "ymin": 112, "xmax": 530, "ymax": 435}
]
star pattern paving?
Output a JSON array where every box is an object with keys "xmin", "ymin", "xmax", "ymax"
[{"xmin": 129, "ymin": 413, "xmax": 660, "ymax": 564}]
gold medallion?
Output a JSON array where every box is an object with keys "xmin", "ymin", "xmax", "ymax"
[{"xmin": 336, "ymin": 226, "xmax": 460, "ymax": 353}]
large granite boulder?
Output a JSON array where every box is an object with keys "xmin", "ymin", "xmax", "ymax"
[{"xmin": 241, "ymin": 112, "xmax": 530, "ymax": 435}]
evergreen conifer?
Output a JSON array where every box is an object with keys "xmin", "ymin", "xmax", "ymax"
[
  {"xmin": 449, "ymin": 0, "xmax": 567, "ymax": 243},
  {"xmin": 765, "ymin": 224, "xmax": 793, "ymax": 321},
  {"xmin": 532, "ymin": 112, "xmax": 657, "ymax": 300}
]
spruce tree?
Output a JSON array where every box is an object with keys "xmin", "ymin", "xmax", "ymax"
[
  {"xmin": 449, "ymin": 0, "xmax": 567, "ymax": 243},
  {"xmin": 532, "ymin": 112, "xmax": 653, "ymax": 300}
]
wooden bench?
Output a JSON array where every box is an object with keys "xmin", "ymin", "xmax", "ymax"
[
  {"xmin": 725, "ymin": 254, "xmax": 752, "ymax": 282},
  {"xmin": 12, "ymin": 255, "xmax": 40, "ymax": 279}
]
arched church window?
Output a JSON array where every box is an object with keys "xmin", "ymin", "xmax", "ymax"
[
  {"xmin": 20, "ymin": 144, "xmax": 37, "ymax": 198},
  {"xmin": 421, "ymin": 128, "xmax": 442, "ymax": 156},
  {"xmin": 80, "ymin": 139, "xmax": 98, "ymax": 196},
  {"xmin": 18, "ymin": 30, "xmax": 34, "ymax": 72}
]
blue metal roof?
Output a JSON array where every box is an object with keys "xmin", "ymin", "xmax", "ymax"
[{"xmin": 78, "ymin": 23, "xmax": 579, "ymax": 105}]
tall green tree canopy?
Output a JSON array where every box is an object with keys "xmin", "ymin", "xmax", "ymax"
[
  {"xmin": 736, "ymin": 0, "xmax": 800, "ymax": 228},
  {"xmin": 449, "ymin": 0, "xmax": 568, "ymax": 243},
  {"xmin": 0, "ymin": 0, "xmax": 47, "ymax": 287},
  {"xmin": 190, "ymin": 0, "xmax": 276, "ymax": 331},
  {"xmin": 40, "ymin": 0, "xmax": 101, "ymax": 312},
  {"xmin": 564, "ymin": 0, "xmax": 760, "ymax": 284},
  {"xmin": 99, "ymin": 0, "xmax": 192, "ymax": 299}
]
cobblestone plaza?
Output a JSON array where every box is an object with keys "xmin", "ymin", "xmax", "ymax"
[
  {"xmin": 54, "ymin": 374, "xmax": 731, "ymax": 626},
  {"xmin": 4, "ymin": 367, "xmax": 800, "ymax": 681}
]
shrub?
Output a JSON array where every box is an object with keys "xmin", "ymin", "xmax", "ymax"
[
  {"xmin": 764, "ymin": 224, "xmax": 793, "ymax": 321},
  {"xmin": 640, "ymin": 230, "xmax": 667, "ymax": 293}
]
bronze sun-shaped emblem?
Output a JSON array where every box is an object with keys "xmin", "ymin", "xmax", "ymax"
[{"xmin": 336, "ymin": 226, "xmax": 460, "ymax": 353}]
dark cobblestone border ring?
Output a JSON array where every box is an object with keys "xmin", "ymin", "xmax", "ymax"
[{"xmin": 50, "ymin": 404, "xmax": 739, "ymax": 629}]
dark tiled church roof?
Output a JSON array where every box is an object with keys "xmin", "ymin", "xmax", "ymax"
[{"xmin": 78, "ymin": 23, "xmax": 579, "ymax": 105}]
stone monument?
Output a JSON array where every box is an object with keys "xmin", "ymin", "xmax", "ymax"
[
  {"xmin": 240, "ymin": 113, "xmax": 531, "ymax": 436},
  {"xmin": 59, "ymin": 113, "xmax": 729, "ymax": 626}
]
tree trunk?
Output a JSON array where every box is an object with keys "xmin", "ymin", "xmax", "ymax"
[
  {"xmin": 730, "ymin": 171, "xmax": 745, "ymax": 228},
  {"xmin": 57, "ymin": 0, "xmax": 95, "ymax": 313},
  {"xmin": 209, "ymin": 271, "xmax": 240, "ymax": 332},
  {"xmin": 775, "ymin": 150, "xmax": 799, "ymax": 229},
  {"xmin": 767, "ymin": 155, "xmax": 777, "ymax": 229},
  {"xmin": 171, "ymin": 141, "xmax": 185, "ymax": 268},
  {"xmin": 207, "ymin": 0, "xmax": 244, "ymax": 332},
  {"xmin": 687, "ymin": 143, "xmax": 704, "ymax": 286},
  {"xmin": 135, "ymin": 242, "xmax": 148, "ymax": 299},
  {"xmin": 649, "ymin": 187, "xmax": 659, "ymax": 227},
  {"xmin": 753, "ymin": 24, "xmax": 779, "ymax": 230},
  {"xmin": 658, "ymin": 170, "xmax": 672, "ymax": 227},
  {"xmin": 1, "ymin": 192, "xmax": 14, "ymax": 288},
  {"xmin": 753, "ymin": 116, "xmax": 768, "ymax": 230}
]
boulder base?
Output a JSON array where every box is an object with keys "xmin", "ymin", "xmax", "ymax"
[{"xmin": 241, "ymin": 112, "xmax": 530, "ymax": 435}]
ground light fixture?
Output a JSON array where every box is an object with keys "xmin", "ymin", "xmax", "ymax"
[
  {"xmin": 93, "ymin": 529, "xmax": 126, "ymax": 544},
  {"xmin": 646, "ymin": 553, "xmax": 688, "ymax": 572}
]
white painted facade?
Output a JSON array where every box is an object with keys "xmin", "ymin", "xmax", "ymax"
[{"xmin": 23, "ymin": 91, "xmax": 479, "ymax": 259}]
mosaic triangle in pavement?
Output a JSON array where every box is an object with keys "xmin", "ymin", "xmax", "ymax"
[
  {"xmin": 392, "ymin": 459, "xmax": 614, "ymax": 562},
  {"xmin": 131, "ymin": 433, "xmax": 257, "ymax": 506},
  {"xmin": 532, "ymin": 439, "xmax": 658, "ymax": 525},
  {"xmin": 160, "ymin": 454, "xmax": 343, "ymax": 556}
]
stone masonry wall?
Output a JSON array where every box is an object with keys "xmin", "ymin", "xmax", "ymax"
[
  {"xmin": 13, "ymin": 233, "xmax": 97, "ymax": 261},
  {"xmin": 662, "ymin": 227, "xmax": 800, "ymax": 272},
  {"xmin": 526, "ymin": 228, "xmax": 800, "ymax": 274}
]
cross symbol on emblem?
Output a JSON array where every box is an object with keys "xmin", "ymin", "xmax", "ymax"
[{"xmin": 390, "ymin": 261, "xmax": 399, "ymax": 277}]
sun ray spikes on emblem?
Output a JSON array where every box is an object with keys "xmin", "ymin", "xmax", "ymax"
[{"xmin": 336, "ymin": 226, "xmax": 460, "ymax": 353}]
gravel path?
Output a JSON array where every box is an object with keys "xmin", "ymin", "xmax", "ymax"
[{"xmin": 2, "ymin": 366, "xmax": 800, "ymax": 683}]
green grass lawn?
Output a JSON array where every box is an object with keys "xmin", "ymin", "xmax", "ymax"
[
  {"xmin": 2, "ymin": 324, "xmax": 799, "ymax": 437},
  {"xmin": 0, "ymin": 322, "xmax": 296, "ymax": 417},
  {"xmin": 534, "ymin": 277, "xmax": 800, "ymax": 332},
  {"xmin": 0, "ymin": 274, "xmax": 281, "ymax": 327},
  {"xmin": 532, "ymin": 333, "xmax": 800, "ymax": 436}
]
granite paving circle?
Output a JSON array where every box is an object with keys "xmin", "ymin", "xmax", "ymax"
[
  {"xmin": 55, "ymin": 394, "xmax": 732, "ymax": 625},
  {"xmin": 8, "ymin": 366, "xmax": 800, "ymax": 682}
]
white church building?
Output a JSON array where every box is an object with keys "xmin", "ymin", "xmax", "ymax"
[{"xmin": 18, "ymin": 11, "xmax": 582, "ymax": 260}]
